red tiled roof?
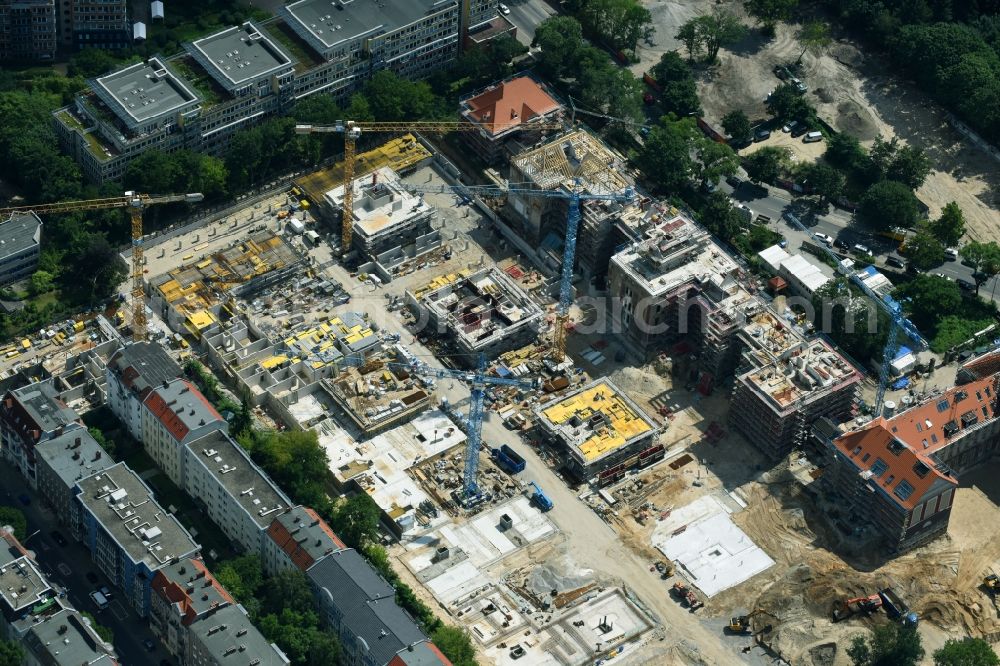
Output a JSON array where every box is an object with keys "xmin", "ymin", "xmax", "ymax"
[
  {"xmin": 266, "ymin": 508, "xmax": 346, "ymax": 572},
  {"xmin": 961, "ymin": 350, "xmax": 1000, "ymax": 380},
  {"xmin": 464, "ymin": 77, "xmax": 560, "ymax": 136},
  {"xmin": 143, "ymin": 380, "xmax": 222, "ymax": 442},
  {"xmin": 151, "ymin": 558, "xmax": 233, "ymax": 626}
]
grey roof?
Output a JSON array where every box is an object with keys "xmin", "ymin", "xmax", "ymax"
[
  {"xmin": 268, "ymin": 506, "xmax": 345, "ymax": 569},
  {"xmin": 76, "ymin": 462, "xmax": 199, "ymax": 571},
  {"xmin": 187, "ymin": 21, "xmax": 294, "ymax": 91},
  {"xmin": 282, "ymin": 0, "xmax": 457, "ymax": 50},
  {"xmin": 10, "ymin": 380, "xmax": 78, "ymax": 434},
  {"xmin": 154, "ymin": 557, "xmax": 233, "ymax": 619},
  {"xmin": 92, "ymin": 57, "xmax": 200, "ymax": 130},
  {"xmin": 0, "ymin": 212, "xmax": 41, "ymax": 260},
  {"xmin": 188, "ymin": 603, "xmax": 289, "ymax": 665},
  {"xmin": 34, "ymin": 429, "xmax": 114, "ymax": 492},
  {"xmin": 23, "ymin": 609, "xmax": 118, "ymax": 666},
  {"xmin": 0, "ymin": 531, "xmax": 51, "ymax": 613},
  {"xmin": 144, "ymin": 378, "xmax": 225, "ymax": 443},
  {"xmin": 307, "ymin": 549, "xmax": 429, "ymax": 666},
  {"xmin": 185, "ymin": 431, "xmax": 290, "ymax": 528},
  {"xmin": 108, "ymin": 341, "xmax": 182, "ymax": 396}
]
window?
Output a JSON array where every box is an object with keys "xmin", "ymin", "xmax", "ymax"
[
  {"xmin": 986, "ymin": 386, "xmax": 992, "ymax": 397},
  {"xmin": 916, "ymin": 422, "xmax": 923, "ymax": 432},
  {"xmin": 984, "ymin": 407, "xmax": 990, "ymax": 418},
  {"xmin": 885, "ymin": 474, "xmax": 895, "ymax": 485},
  {"xmin": 931, "ymin": 433, "xmax": 938, "ymax": 444},
  {"xmin": 921, "ymin": 439, "xmax": 927, "ymax": 448},
  {"xmin": 937, "ymin": 399, "xmax": 950, "ymax": 412},
  {"xmin": 852, "ymin": 445, "xmax": 862, "ymax": 455},
  {"xmin": 870, "ymin": 458, "xmax": 889, "ymax": 477},
  {"xmin": 894, "ymin": 479, "xmax": 915, "ymax": 502},
  {"xmin": 976, "ymin": 390, "xmax": 983, "ymax": 400},
  {"xmin": 861, "ymin": 453, "xmax": 871, "ymax": 463}
]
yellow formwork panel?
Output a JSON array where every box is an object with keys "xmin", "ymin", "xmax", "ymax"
[{"xmin": 541, "ymin": 382, "xmax": 653, "ymax": 461}]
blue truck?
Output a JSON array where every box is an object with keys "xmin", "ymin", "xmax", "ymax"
[{"xmin": 491, "ymin": 445, "xmax": 526, "ymax": 474}]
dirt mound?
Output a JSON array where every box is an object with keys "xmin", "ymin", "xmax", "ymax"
[
  {"xmin": 835, "ymin": 100, "xmax": 880, "ymax": 141},
  {"xmin": 808, "ymin": 642, "xmax": 837, "ymax": 666}
]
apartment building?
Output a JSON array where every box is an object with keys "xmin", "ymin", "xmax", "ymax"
[
  {"xmin": 55, "ymin": 0, "xmax": 477, "ymax": 184},
  {"xmin": 0, "ymin": 212, "xmax": 42, "ymax": 285},
  {"xmin": 141, "ymin": 377, "xmax": 227, "ymax": 485},
  {"xmin": 182, "ymin": 430, "xmax": 290, "ymax": 555},
  {"xmin": 459, "ymin": 75, "xmax": 562, "ymax": 164},
  {"xmin": 33, "ymin": 428, "xmax": 114, "ymax": 533},
  {"xmin": 68, "ymin": 0, "xmax": 128, "ymax": 50},
  {"xmin": 307, "ymin": 548, "xmax": 451, "ymax": 666},
  {"xmin": 729, "ymin": 308, "xmax": 862, "ymax": 458},
  {"xmin": 816, "ymin": 373, "xmax": 1000, "ymax": 552},
  {"xmin": 188, "ymin": 603, "xmax": 290, "ymax": 666},
  {"xmin": 0, "ymin": 529, "xmax": 54, "ymax": 636},
  {"xmin": 263, "ymin": 505, "xmax": 345, "ymax": 576},
  {"xmin": 608, "ymin": 212, "xmax": 756, "ymax": 381},
  {"xmin": 0, "ymin": 379, "xmax": 81, "ymax": 484},
  {"xmin": 74, "ymin": 462, "xmax": 200, "ymax": 616},
  {"xmin": 0, "ymin": 0, "xmax": 56, "ymax": 61},
  {"xmin": 106, "ymin": 340, "xmax": 184, "ymax": 440}
]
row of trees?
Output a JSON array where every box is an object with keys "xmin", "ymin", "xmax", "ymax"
[
  {"xmin": 562, "ymin": 0, "xmax": 654, "ymax": 56},
  {"xmin": 847, "ymin": 622, "xmax": 998, "ymax": 666}
]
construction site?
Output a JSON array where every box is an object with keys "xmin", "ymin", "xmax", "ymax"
[{"xmin": 84, "ymin": 119, "xmax": 1000, "ymax": 666}]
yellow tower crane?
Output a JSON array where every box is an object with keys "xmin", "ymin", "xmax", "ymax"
[
  {"xmin": 294, "ymin": 120, "xmax": 564, "ymax": 252},
  {"xmin": 0, "ymin": 191, "xmax": 204, "ymax": 341}
]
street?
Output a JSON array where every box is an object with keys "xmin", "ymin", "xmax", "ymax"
[
  {"xmin": 503, "ymin": 0, "xmax": 557, "ymax": 45},
  {"xmin": 0, "ymin": 465, "xmax": 166, "ymax": 666}
]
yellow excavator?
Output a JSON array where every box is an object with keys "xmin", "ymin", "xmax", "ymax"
[{"xmin": 727, "ymin": 608, "xmax": 774, "ymax": 634}]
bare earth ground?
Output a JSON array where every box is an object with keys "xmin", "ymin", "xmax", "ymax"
[{"xmin": 632, "ymin": 1, "xmax": 1000, "ymax": 241}]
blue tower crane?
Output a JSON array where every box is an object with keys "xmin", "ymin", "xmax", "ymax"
[
  {"xmin": 401, "ymin": 181, "xmax": 635, "ymax": 357},
  {"xmin": 387, "ymin": 353, "xmax": 537, "ymax": 499},
  {"xmin": 780, "ymin": 212, "xmax": 927, "ymax": 416}
]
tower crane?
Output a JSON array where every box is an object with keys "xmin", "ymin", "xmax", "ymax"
[
  {"xmin": 293, "ymin": 119, "xmax": 564, "ymax": 252},
  {"xmin": 781, "ymin": 211, "xmax": 926, "ymax": 416},
  {"xmin": 386, "ymin": 353, "xmax": 537, "ymax": 501},
  {"xmin": 0, "ymin": 191, "xmax": 204, "ymax": 341},
  {"xmin": 398, "ymin": 181, "xmax": 635, "ymax": 358}
]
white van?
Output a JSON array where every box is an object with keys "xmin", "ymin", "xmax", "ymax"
[
  {"xmin": 803, "ymin": 131, "xmax": 823, "ymax": 143},
  {"xmin": 945, "ymin": 247, "xmax": 959, "ymax": 260}
]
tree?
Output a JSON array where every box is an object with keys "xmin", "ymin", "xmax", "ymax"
[
  {"xmin": 0, "ymin": 507, "xmax": 26, "ymax": 540},
  {"xmin": 263, "ymin": 570, "xmax": 317, "ymax": 617},
  {"xmin": 30, "ymin": 270, "xmax": 55, "ymax": 296},
  {"xmin": 247, "ymin": 430, "xmax": 329, "ymax": 508},
  {"xmin": 896, "ymin": 274, "xmax": 963, "ymax": 332},
  {"xmin": 857, "ymin": 180, "xmax": 919, "ymax": 231},
  {"xmin": 362, "ymin": 71, "xmax": 443, "ymax": 122},
  {"xmin": 867, "ymin": 137, "xmax": 931, "ymax": 189},
  {"xmin": 676, "ymin": 20, "xmax": 702, "ymax": 61},
  {"xmin": 931, "ymin": 202, "xmax": 966, "ymax": 247},
  {"xmin": 766, "ymin": 83, "xmax": 815, "ymax": 123},
  {"xmin": 0, "ymin": 640, "xmax": 22, "ymax": 666},
  {"xmin": 801, "ymin": 162, "xmax": 845, "ymax": 202},
  {"xmin": 69, "ymin": 49, "xmax": 133, "ymax": 78},
  {"xmin": 635, "ymin": 118, "xmax": 697, "ymax": 192},
  {"xmin": 932, "ymin": 315, "xmax": 994, "ymax": 354},
  {"xmin": 60, "ymin": 234, "xmax": 127, "ymax": 303},
  {"xmin": 700, "ymin": 191, "xmax": 743, "ymax": 241},
  {"xmin": 695, "ymin": 138, "xmax": 740, "ymax": 185},
  {"xmin": 124, "ymin": 149, "xmax": 181, "ymax": 195},
  {"xmin": 88, "ymin": 427, "xmax": 116, "ymax": 458},
  {"xmin": 743, "ymin": 146, "xmax": 789, "ymax": 184},
  {"xmin": 432, "ymin": 626, "xmax": 478, "ymax": 666},
  {"xmin": 934, "ymin": 638, "xmax": 1000, "ymax": 666},
  {"xmin": 650, "ymin": 52, "xmax": 701, "ymax": 116},
  {"xmin": 825, "ymin": 133, "xmax": 867, "ymax": 171},
  {"xmin": 215, "ymin": 554, "xmax": 264, "ymax": 605},
  {"xmin": 533, "ymin": 16, "xmax": 585, "ymax": 78},
  {"xmin": 960, "ymin": 241, "xmax": 1000, "ymax": 293},
  {"xmin": 489, "ymin": 34, "xmax": 528, "ymax": 74},
  {"xmin": 722, "ymin": 109, "xmax": 752, "ymax": 142},
  {"xmin": 848, "ymin": 623, "xmax": 923, "ymax": 666},
  {"xmin": 677, "ymin": 12, "xmax": 746, "ymax": 62},
  {"xmin": 904, "ymin": 229, "xmax": 946, "ymax": 270},
  {"xmin": 797, "ymin": 21, "xmax": 832, "ymax": 64},
  {"xmin": 578, "ymin": 0, "xmax": 654, "ymax": 54},
  {"xmin": 79, "ymin": 611, "xmax": 113, "ymax": 644},
  {"xmin": 330, "ymin": 493, "xmax": 382, "ymax": 548},
  {"xmin": 743, "ymin": 0, "xmax": 798, "ymax": 32}
]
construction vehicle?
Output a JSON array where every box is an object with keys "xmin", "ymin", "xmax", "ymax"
[
  {"xmin": 654, "ymin": 561, "xmax": 674, "ymax": 579},
  {"xmin": 293, "ymin": 120, "xmax": 563, "ymax": 252},
  {"xmin": 727, "ymin": 608, "xmax": 774, "ymax": 634},
  {"xmin": 397, "ymin": 181, "xmax": 634, "ymax": 359},
  {"xmin": 984, "ymin": 574, "xmax": 1000, "ymax": 593},
  {"xmin": 0, "ymin": 191, "xmax": 204, "ymax": 341},
  {"xmin": 528, "ymin": 481, "xmax": 553, "ymax": 512},
  {"xmin": 879, "ymin": 587, "xmax": 918, "ymax": 626},
  {"xmin": 671, "ymin": 582, "xmax": 703, "ymax": 610},
  {"xmin": 832, "ymin": 595, "xmax": 883, "ymax": 622},
  {"xmin": 491, "ymin": 444, "xmax": 526, "ymax": 474}
]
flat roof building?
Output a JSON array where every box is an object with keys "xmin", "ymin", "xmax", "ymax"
[
  {"xmin": 0, "ymin": 379, "xmax": 81, "ymax": 483},
  {"xmin": 92, "ymin": 57, "xmax": 201, "ymax": 132},
  {"xmin": 186, "ymin": 21, "xmax": 296, "ymax": 94},
  {"xmin": 0, "ymin": 212, "xmax": 42, "ymax": 285},
  {"xmin": 535, "ymin": 379, "xmax": 659, "ymax": 479},
  {"xmin": 22, "ymin": 608, "xmax": 120, "ymax": 665},
  {"xmin": 0, "ymin": 0, "xmax": 56, "ymax": 62},
  {"xmin": 75, "ymin": 462, "xmax": 200, "ymax": 616},
  {"xmin": 408, "ymin": 267, "xmax": 543, "ymax": 362},
  {"xmin": 0, "ymin": 529, "xmax": 51, "ymax": 616},
  {"xmin": 187, "ymin": 603, "xmax": 290, "ymax": 666},
  {"xmin": 106, "ymin": 341, "xmax": 184, "ymax": 440},
  {"xmin": 34, "ymin": 428, "xmax": 114, "ymax": 533}
]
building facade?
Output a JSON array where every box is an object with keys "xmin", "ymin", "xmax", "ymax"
[
  {"xmin": 0, "ymin": 0, "xmax": 56, "ymax": 61},
  {"xmin": 105, "ymin": 341, "xmax": 184, "ymax": 440},
  {"xmin": 0, "ymin": 380, "xmax": 81, "ymax": 485},
  {"xmin": 141, "ymin": 378, "xmax": 227, "ymax": 485},
  {"xmin": 0, "ymin": 212, "xmax": 42, "ymax": 286}
]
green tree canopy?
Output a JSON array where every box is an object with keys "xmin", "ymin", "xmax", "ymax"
[
  {"xmin": 79, "ymin": 611, "xmax": 113, "ymax": 644},
  {"xmin": 30, "ymin": 270, "xmax": 55, "ymax": 296},
  {"xmin": 825, "ymin": 133, "xmax": 867, "ymax": 171},
  {"xmin": 695, "ymin": 138, "xmax": 740, "ymax": 185},
  {"xmin": 650, "ymin": 52, "xmax": 701, "ymax": 116},
  {"xmin": 896, "ymin": 274, "xmax": 963, "ymax": 332},
  {"xmin": 801, "ymin": 162, "xmax": 845, "ymax": 202},
  {"xmin": 934, "ymin": 638, "xmax": 1000, "ymax": 665},
  {"xmin": 743, "ymin": 0, "xmax": 798, "ymax": 30},
  {"xmin": 931, "ymin": 202, "xmax": 966, "ymax": 246},
  {"xmin": 766, "ymin": 84, "xmax": 815, "ymax": 123},
  {"xmin": 867, "ymin": 137, "xmax": 931, "ymax": 189},
  {"xmin": 848, "ymin": 624, "xmax": 923, "ymax": 666},
  {"xmin": 903, "ymin": 228, "xmax": 946, "ymax": 270},
  {"xmin": 533, "ymin": 16, "xmax": 585, "ymax": 78},
  {"xmin": 61, "ymin": 234, "xmax": 128, "ymax": 303},
  {"xmin": 743, "ymin": 146, "xmax": 789, "ymax": 184},
  {"xmin": 857, "ymin": 180, "xmax": 920, "ymax": 231},
  {"xmin": 700, "ymin": 191, "xmax": 743, "ymax": 241},
  {"xmin": 798, "ymin": 21, "xmax": 832, "ymax": 64},
  {"xmin": 0, "ymin": 507, "xmax": 26, "ymax": 541},
  {"xmin": 578, "ymin": 0, "xmax": 654, "ymax": 54},
  {"xmin": 722, "ymin": 109, "xmax": 752, "ymax": 142},
  {"xmin": 677, "ymin": 12, "xmax": 746, "ymax": 62},
  {"xmin": 432, "ymin": 625, "xmax": 478, "ymax": 666},
  {"xmin": 246, "ymin": 429, "xmax": 329, "ymax": 508},
  {"xmin": 0, "ymin": 639, "xmax": 22, "ymax": 666},
  {"xmin": 635, "ymin": 118, "xmax": 697, "ymax": 192},
  {"xmin": 330, "ymin": 493, "xmax": 382, "ymax": 548},
  {"xmin": 362, "ymin": 70, "xmax": 444, "ymax": 121},
  {"xmin": 960, "ymin": 241, "xmax": 1000, "ymax": 293}
]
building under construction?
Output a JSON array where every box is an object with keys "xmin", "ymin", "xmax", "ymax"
[
  {"xmin": 408, "ymin": 267, "xmax": 543, "ymax": 363},
  {"xmin": 534, "ymin": 379, "xmax": 659, "ymax": 479},
  {"xmin": 149, "ymin": 231, "xmax": 303, "ymax": 337},
  {"xmin": 607, "ymin": 212, "xmax": 756, "ymax": 383}
]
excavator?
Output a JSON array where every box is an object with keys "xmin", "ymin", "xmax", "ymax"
[
  {"xmin": 984, "ymin": 574, "xmax": 1000, "ymax": 593},
  {"xmin": 726, "ymin": 608, "xmax": 775, "ymax": 634},
  {"xmin": 832, "ymin": 594, "xmax": 883, "ymax": 622},
  {"xmin": 671, "ymin": 582, "xmax": 703, "ymax": 610}
]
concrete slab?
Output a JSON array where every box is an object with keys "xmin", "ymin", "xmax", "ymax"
[
  {"xmin": 652, "ymin": 497, "xmax": 774, "ymax": 598},
  {"xmin": 424, "ymin": 560, "xmax": 489, "ymax": 605}
]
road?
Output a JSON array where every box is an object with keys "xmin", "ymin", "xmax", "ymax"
[
  {"xmin": 503, "ymin": 0, "xmax": 557, "ymax": 45},
  {"xmin": 721, "ymin": 174, "xmax": 997, "ymax": 297},
  {"xmin": 0, "ymin": 466, "xmax": 165, "ymax": 666}
]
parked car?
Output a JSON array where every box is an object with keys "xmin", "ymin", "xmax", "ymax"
[
  {"xmin": 853, "ymin": 243, "xmax": 873, "ymax": 256},
  {"xmin": 726, "ymin": 174, "xmax": 743, "ymax": 188},
  {"xmin": 790, "ymin": 124, "xmax": 809, "ymax": 138},
  {"xmin": 89, "ymin": 591, "xmax": 109, "ymax": 611},
  {"xmin": 813, "ymin": 232, "xmax": 834, "ymax": 245},
  {"xmin": 833, "ymin": 238, "xmax": 850, "ymax": 250},
  {"xmin": 50, "ymin": 531, "xmax": 67, "ymax": 547},
  {"xmin": 754, "ymin": 128, "xmax": 771, "ymax": 142},
  {"xmin": 803, "ymin": 131, "xmax": 823, "ymax": 143},
  {"xmin": 945, "ymin": 247, "xmax": 959, "ymax": 260},
  {"xmin": 958, "ymin": 278, "xmax": 976, "ymax": 291},
  {"xmin": 792, "ymin": 78, "xmax": 808, "ymax": 93},
  {"xmin": 886, "ymin": 256, "xmax": 906, "ymax": 269},
  {"xmin": 498, "ymin": 3, "xmax": 510, "ymax": 14},
  {"xmin": 99, "ymin": 586, "xmax": 113, "ymax": 600},
  {"xmin": 782, "ymin": 120, "xmax": 799, "ymax": 133},
  {"xmin": 932, "ymin": 272, "xmax": 952, "ymax": 281}
]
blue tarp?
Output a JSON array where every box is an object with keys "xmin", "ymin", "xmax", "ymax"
[
  {"xmin": 892, "ymin": 377, "xmax": 910, "ymax": 390},
  {"xmin": 862, "ymin": 265, "xmax": 879, "ymax": 277},
  {"xmin": 894, "ymin": 346, "xmax": 912, "ymax": 360},
  {"xmin": 495, "ymin": 366, "xmax": 512, "ymax": 378}
]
